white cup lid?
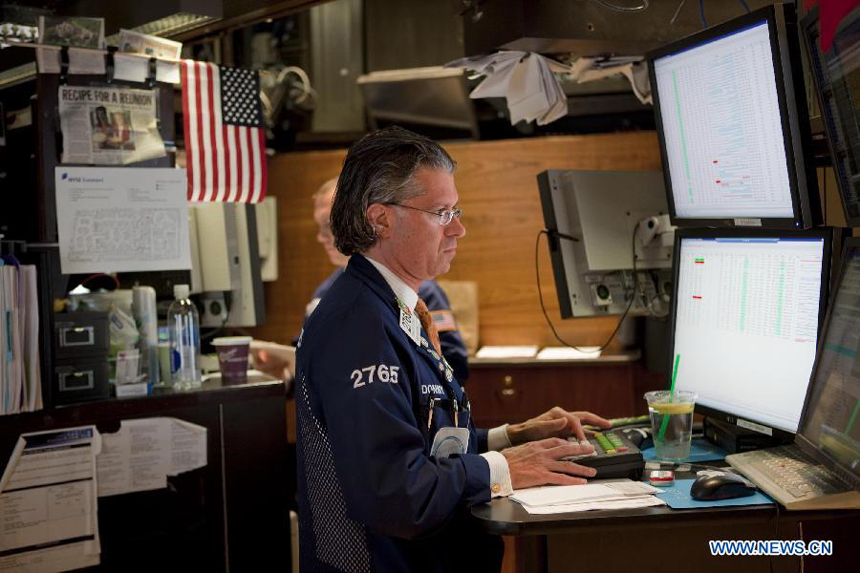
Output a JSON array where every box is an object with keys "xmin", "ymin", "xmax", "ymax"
[{"xmin": 212, "ymin": 336, "xmax": 253, "ymax": 346}]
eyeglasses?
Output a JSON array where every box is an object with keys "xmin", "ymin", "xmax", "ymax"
[{"xmin": 387, "ymin": 203, "xmax": 463, "ymax": 226}]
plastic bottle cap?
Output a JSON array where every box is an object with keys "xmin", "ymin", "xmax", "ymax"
[{"xmin": 174, "ymin": 284, "xmax": 190, "ymax": 300}]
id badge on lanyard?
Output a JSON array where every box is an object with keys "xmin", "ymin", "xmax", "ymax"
[{"xmin": 429, "ymin": 389, "xmax": 472, "ymax": 459}]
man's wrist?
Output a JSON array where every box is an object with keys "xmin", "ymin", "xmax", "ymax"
[
  {"xmin": 487, "ymin": 424, "xmax": 513, "ymax": 451},
  {"xmin": 480, "ymin": 451, "xmax": 513, "ymax": 498}
]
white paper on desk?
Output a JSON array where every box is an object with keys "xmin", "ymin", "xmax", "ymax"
[
  {"xmin": 55, "ymin": 167, "xmax": 191, "ymax": 274},
  {"xmin": 511, "ymin": 480, "xmax": 660, "ymax": 507},
  {"xmin": 523, "ymin": 494, "xmax": 666, "ymax": 515},
  {"xmin": 475, "ymin": 346, "xmax": 538, "ymax": 359},
  {"xmin": 0, "ymin": 426, "xmax": 101, "ymax": 572},
  {"xmin": 96, "ymin": 417, "xmax": 207, "ymax": 497},
  {"xmin": 536, "ymin": 346, "xmax": 601, "ymax": 360}
]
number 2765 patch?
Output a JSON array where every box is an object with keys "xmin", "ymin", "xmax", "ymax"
[{"xmin": 352, "ymin": 364, "xmax": 400, "ymax": 388}]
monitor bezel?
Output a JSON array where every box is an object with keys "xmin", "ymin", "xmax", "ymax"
[
  {"xmin": 801, "ymin": 7, "xmax": 860, "ymax": 229},
  {"xmin": 537, "ymin": 169, "xmax": 576, "ymax": 319},
  {"xmin": 667, "ymin": 227, "xmax": 834, "ymax": 442},
  {"xmin": 795, "ymin": 237, "xmax": 860, "ymax": 491},
  {"xmin": 647, "ymin": 3, "xmax": 819, "ymax": 230}
]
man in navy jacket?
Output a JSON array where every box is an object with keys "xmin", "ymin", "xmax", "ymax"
[{"xmin": 296, "ymin": 126, "xmax": 609, "ymax": 572}]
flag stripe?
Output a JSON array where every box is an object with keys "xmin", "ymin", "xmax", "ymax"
[
  {"xmin": 187, "ymin": 62, "xmax": 202, "ymax": 201},
  {"xmin": 211, "ymin": 68, "xmax": 226, "ymax": 202},
  {"xmin": 205, "ymin": 62, "xmax": 220, "ymax": 202},
  {"xmin": 258, "ymin": 129, "xmax": 267, "ymax": 205},
  {"xmin": 199, "ymin": 62, "xmax": 214, "ymax": 202},
  {"xmin": 180, "ymin": 62, "xmax": 194, "ymax": 200},
  {"xmin": 250, "ymin": 125, "xmax": 262, "ymax": 204},
  {"xmin": 238, "ymin": 126, "xmax": 250, "ymax": 203},
  {"xmin": 194, "ymin": 62, "xmax": 206, "ymax": 201},
  {"xmin": 226, "ymin": 125, "xmax": 238, "ymax": 202}
]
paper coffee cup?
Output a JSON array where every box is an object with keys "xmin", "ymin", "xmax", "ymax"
[{"xmin": 212, "ymin": 336, "xmax": 252, "ymax": 385}]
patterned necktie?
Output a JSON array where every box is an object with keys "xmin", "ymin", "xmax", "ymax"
[{"xmin": 414, "ymin": 298, "xmax": 442, "ymax": 356}]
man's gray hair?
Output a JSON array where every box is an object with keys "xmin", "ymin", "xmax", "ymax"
[{"xmin": 331, "ymin": 126, "xmax": 455, "ymax": 256}]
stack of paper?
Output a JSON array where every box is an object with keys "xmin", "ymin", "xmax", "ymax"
[
  {"xmin": 0, "ymin": 426, "xmax": 101, "ymax": 570},
  {"xmin": 475, "ymin": 346, "xmax": 538, "ymax": 359},
  {"xmin": 511, "ymin": 479, "xmax": 666, "ymax": 514},
  {"xmin": 0, "ymin": 261, "xmax": 43, "ymax": 415},
  {"xmin": 536, "ymin": 346, "xmax": 602, "ymax": 360},
  {"xmin": 445, "ymin": 51, "xmax": 569, "ymax": 125}
]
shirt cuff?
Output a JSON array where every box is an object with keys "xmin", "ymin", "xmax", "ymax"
[
  {"xmin": 487, "ymin": 424, "xmax": 513, "ymax": 451},
  {"xmin": 480, "ymin": 450, "xmax": 513, "ymax": 498}
]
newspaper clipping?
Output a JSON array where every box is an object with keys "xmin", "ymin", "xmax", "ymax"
[
  {"xmin": 58, "ymin": 86, "xmax": 166, "ymax": 165},
  {"xmin": 119, "ymin": 29, "xmax": 182, "ymax": 59}
]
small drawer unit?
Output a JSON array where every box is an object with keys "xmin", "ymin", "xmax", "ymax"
[
  {"xmin": 54, "ymin": 311, "xmax": 109, "ymax": 359},
  {"xmin": 52, "ymin": 311, "xmax": 110, "ymax": 404},
  {"xmin": 53, "ymin": 358, "xmax": 109, "ymax": 404}
]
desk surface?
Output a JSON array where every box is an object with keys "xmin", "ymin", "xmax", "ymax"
[
  {"xmin": 471, "ymin": 496, "xmax": 859, "ymax": 536},
  {"xmin": 0, "ymin": 374, "xmax": 286, "ymax": 431}
]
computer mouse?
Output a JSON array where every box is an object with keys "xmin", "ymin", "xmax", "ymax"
[{"xmin": 690, "ymin": 472, "xmax": 756, "ymax": 501}]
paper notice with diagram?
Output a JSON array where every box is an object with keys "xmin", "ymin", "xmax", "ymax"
[
  {"xmin": 0, "ymin": 426, "xmax": 101, "ymax": 572},
  {"xmin": 58, "ymin": 85, "xmax": 166, "ymax": 165},
  {"xmin": 96, "ymin": 418, "xmax": 207, "ymax": 498},
  {"xmin": 55, "ymin": 167, "xmax": 191, "ymax": 274}
]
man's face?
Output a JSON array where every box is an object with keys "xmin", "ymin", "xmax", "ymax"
[
  {"xmin": 387, "ymin": 167, "xmax": 465, "ymax": 281},
  {"xmin": 314, "ymin": 188, "xmax": 349, "ymax": 267}
]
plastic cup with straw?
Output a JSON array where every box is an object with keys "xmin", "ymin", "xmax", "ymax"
[{"xmin": 645, "ymin": 354, "xmax": 697, "ymax": 460}]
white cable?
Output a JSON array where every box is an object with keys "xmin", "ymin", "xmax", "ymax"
[
  {"xmin": 593, "ymin": 0, "xmax": 649, "ymax": 12},
  {"xmin": 276, "ymin": 66, "xmax": 314, "ymax": 105}
]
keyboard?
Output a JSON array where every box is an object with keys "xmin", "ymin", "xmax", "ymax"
[
  {"xmin": 566, "ymin": 431, "xmax": 645, "ymax": 480},
  {"xmin": 726, "ymin": 445, "xmax": 850, "ymax": 508}
]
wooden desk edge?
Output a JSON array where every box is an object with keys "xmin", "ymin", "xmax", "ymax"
[{"xmin": 470, "ymin": 498, "xmax": 860, "ymax": 536}]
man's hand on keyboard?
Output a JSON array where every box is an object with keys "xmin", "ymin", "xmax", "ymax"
[
  {"xmin": 502, "ymin": 437, "xmax": 598, "ymax": 489},
  {"xmin": 506, "ymin": 407, "xmax": 612, "ymax": 445}
]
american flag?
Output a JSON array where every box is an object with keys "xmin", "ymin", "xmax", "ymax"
[{"xmin": 180, "ymin": 61, "xmax": 267, "ymax": 203}]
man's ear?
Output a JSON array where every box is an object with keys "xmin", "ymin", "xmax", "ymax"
[{"xmin": 366, "ymin": 204, "xmax": 391, "ymax": 239}]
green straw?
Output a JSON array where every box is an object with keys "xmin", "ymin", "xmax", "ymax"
[{"xmin": 658, "ymin": 354, "xmax": 681, "ymax": 440}]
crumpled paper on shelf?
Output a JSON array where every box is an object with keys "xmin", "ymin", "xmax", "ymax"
[{"xmin": 445, "ymin": 51, "xmax": 570, "ymax": 126}]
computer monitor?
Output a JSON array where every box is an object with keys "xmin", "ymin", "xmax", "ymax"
[
  {"xmin": 537, "ymin": 169, "xmax": 674, "ymax": 318},
  {"xmin": 796, "ymin": 238, "xmax": 860, "ymax": 490},
  {"xmin": 669, "ymin": 228, "xmax": 832, "ymax": 441},
  {"xmin": 802, "ymin": 6, "xmax": 860, "ymax": 228},
  {"xmin": 648, "ymin": 3, "xmax": 819, "ymax": 229}
]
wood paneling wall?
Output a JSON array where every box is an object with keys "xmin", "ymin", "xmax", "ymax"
[{"xmin": 250, "ymin": 132, "xmax": 663, "ymax": 349}]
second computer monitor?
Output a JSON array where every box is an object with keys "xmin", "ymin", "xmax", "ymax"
[
  {"xmin": 648, "ymin": 3, "xmax": 818, "ymax": 229},
  {"xmin": 669, "ymin": 229, "xmax": 832, "ymax": 440}
]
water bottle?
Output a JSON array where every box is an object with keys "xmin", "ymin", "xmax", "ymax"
[{"xmin": 167, "ymin": 284, "xmax": 201, "ymax": 390}]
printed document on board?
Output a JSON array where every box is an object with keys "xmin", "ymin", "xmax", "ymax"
[
  {"xmin": 96, "ymin": 417, "xmax": 207, "ymax": 497},
  {"xmin": 55, "ymin": 167, "xmax": 191, "ymax": 274},
  {"xmin": 0, "ymin": 426, "xmax": 101, "ymax": 572}
]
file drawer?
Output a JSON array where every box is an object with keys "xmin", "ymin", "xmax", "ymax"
[
  {"xmin": 53, "ymin": 358, "xmax": 109, "ymax": 404},
  {"xmin": 54, "ymin": 311, "xmax": 109, "ymax": 359}
]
